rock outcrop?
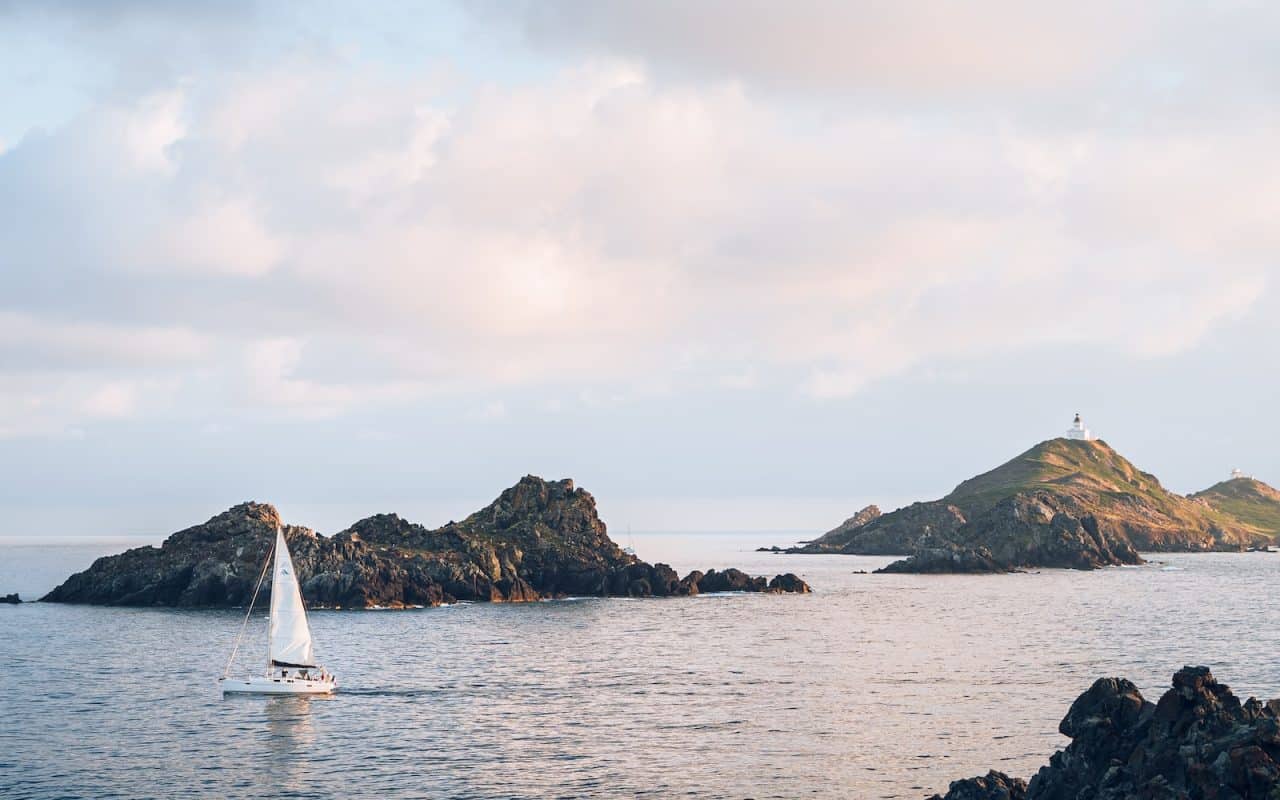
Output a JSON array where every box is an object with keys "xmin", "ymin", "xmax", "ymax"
[
  {"xmin": 928, "ymin": 771, "xmax": 1026, "ymax": 800},
  {"xmin": 1, "ymin": 593, "xmax": 20, "ymax": 604},
  {"xmin": 780, "ymin": 439, "xmax": 1276, "ymax": 573},
  {"xmin": 42, "ymin": 476, "xmax": 810, "ymax": 608},
  {"xmin": 875, "ymin": 537, "xmax": 1010, "ymax": 574},
  {"xmin": 929, "ymin": 666, "xmax": 1280, "ymax": 799}
]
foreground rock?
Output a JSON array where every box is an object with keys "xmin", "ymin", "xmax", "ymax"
[
  {"xmin": 42, "ymin": 476, "xmax": 810, "ymax": 608},
  {"xmin": 1, "ymin": 593, "xmax": 20, "ymax": 604},
  {"xmin": 782, "ymin": 438, "xmax": 1278, "ymax": 573},
  {"xmin": 929, "ymin": 666, "xmax": 1280, "ymax": 799}
]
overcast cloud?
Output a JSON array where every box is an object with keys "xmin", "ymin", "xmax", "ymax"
[{"xmin": 1, "ymin": 1, "xmax": 1276, "ymax": 535}]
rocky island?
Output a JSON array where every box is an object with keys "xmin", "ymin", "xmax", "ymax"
[
  {"xmin": 42, "ymin": 475, "xmax": 809, "ymax": 608},
  {"xmin": 929, "ymin": 666, "xmax": 1280, "ymax": 799},
  {"xmin": 776, "ymin": 437, "xmax": 1280, "ymax": 573}
]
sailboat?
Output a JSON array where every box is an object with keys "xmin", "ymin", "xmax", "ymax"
[{"xmin": 219, "ymin": 525, "xmax": 336, "ymax": 695}]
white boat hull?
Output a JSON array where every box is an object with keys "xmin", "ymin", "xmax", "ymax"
[{"xmin": 220, "ymin": 675, "xmax": 336, "ymax": 695}]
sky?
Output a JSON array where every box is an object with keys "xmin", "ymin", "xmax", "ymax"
[{"xmin": 1, "ymin": 1, "xmax": 1277, "ymax": 538}]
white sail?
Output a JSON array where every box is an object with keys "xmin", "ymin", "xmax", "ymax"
[{"xmin": 268, "ymin": 526, "xmax": 315, "ymax": 668}]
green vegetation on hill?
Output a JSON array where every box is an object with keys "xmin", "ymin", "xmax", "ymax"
[
  {"xmin": 1191, "ymin": 478, "xmax": 1280, "ymax": 541},
  {"xmin": 946, "ymin": 438, "xmax": 1167, "ymax": 513},
  {"xmin": 940, "ymin": 438, "xmax": 1257, "ymax": 543}
]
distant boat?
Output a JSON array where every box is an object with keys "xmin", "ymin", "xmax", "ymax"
[
  {"xmin": 622, "ymin": 524, "xmax": 636, "ymax": 557},
  {"xmin": 220, "ymin": 525, "xmax": 336, "ymax": 695}
]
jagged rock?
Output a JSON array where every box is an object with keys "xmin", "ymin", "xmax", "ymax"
[
  {"xmin": 1, "ymin": 593, "xmax": 20, "ymax": 604},
  {"xmin": 788, "ymin": 502, "xmax": 963, "ymax": 555},
  {"xmin": 42, "ymin": 477, "xmax": 811, "ymax": 608},
  {"xmin": 883, "ymin": 493, "xmax": 1146, "ymax": 574},
  {"xmin": 677, "ymin": 570, "xmax": 704, "ymax": 596},
  {"xmin": 930, "ymin": 666, "xmax": 1280, "ymax": 799},
  {"xmin": 792, "ymin": 505, "xmax": 884, "ymax": 552},
  {"xmin": 875, "ymin": 540, "xmax": 1009, "ymax": 574},
  {"xmin": 928, "ymin": 771, "xmax": 1027, "ymax": 800},
  {"xmin": 697, "ymin": 568, "xmax": 766, "ymax": 593},
  {"xmin": 766, "ymin": 573, "xmax": 811, "ymax": 593}
]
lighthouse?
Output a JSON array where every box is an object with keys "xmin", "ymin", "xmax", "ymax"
[{"xmin": 1065, "ymin": 413, "xmax": 1095, "ymax": 441}]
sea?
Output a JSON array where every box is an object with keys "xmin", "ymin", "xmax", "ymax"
[{"xmin": 3, "ymin": 532, "xmax": 1280, "ymax": 799}]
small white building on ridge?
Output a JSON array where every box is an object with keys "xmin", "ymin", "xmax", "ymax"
[{"xmin": 1066, "ymin": 413, "xmax": 1095, "ymax": 441}]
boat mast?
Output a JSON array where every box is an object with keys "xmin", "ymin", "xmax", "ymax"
[
  {"xmin": 221, "ymin": 535, "xmax": 274, "ymax": 680},
  {"xmin": 266, "ymin": 526, "xmax": 281, "ymax": 677}
]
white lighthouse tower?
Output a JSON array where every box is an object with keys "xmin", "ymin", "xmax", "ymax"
[{"xmin": 1065, "ymin": 413, "xmax": 1095, "ymax": 441}]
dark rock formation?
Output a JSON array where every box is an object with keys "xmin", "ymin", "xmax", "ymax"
[
  {"xmin": 930, "ymin": 666, "xmax": 1280, "ymax": 799},
  {"xmin": 879, "ymin": 493, "xmax": 1144, "ymax": 574},
  {"xmin": 783, "ymin": 438, "xmax": 1272, "ymax": 573},
  {"xmin": 928, "ymin": 771, "xmax": 1026, "ymax": 800},
  {"xmin": 42, "ymin": 476, "xmax": 811, "ymax": 608},
  {"xmin": 876, "ymin": 538, "xmax": 1010, "ymax": 574},
  {"xmin": 1, "ymin": 593, "xmax": 20, "ymax": 604},
  {"xmin": 791, "ymin": 504, "xmax": 885, "ymax": 552},
  {"xmin": 788, "ymin": 501, "xmax": 964, "ymax": 555},
  {"xmin": 767, "ymin": 573, "xmax": 810, "ymax": 593},
  {"xmin": 696, "ymin": 568, "xmax": 765, "ymax": 593}
]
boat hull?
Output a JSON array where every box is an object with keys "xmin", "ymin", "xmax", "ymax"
[{"xmin": 220, "ymin": 676, "xmax": 336, "ymax": 695}]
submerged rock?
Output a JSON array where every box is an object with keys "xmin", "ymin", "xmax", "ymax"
[
  {"xmin": 929, "ymin": 666, "xmax": 1280, "ymax": 799},
  {"xmin": 42, "ymin": 476, "xmax": 811, "ymax": 608}
]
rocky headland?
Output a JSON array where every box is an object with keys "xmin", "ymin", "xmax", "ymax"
[
  {"xmin": 2, "ymin": 593, "xmax": 20, "ymax": 604},
  {"xmin": 777, "ymin": 439, "xmax": 1280, "ymax": 573},
  {"xmin": 929, "ymin": 666, "xmax": 1280, "ymax": 799},
  {"xmin": 42, "ymin": 475, "xmax": 810, "ymax": 608}
]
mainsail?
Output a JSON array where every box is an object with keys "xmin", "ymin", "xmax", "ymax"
[{"xmin": 268, "ymin": 525, "xmax": 315, "ymax": 668}]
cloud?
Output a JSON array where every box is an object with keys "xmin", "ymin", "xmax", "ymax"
[
  {"xmin": 0, "ymin": 312, "xmax": 209, "ymax": 372},
  {"xmin": 485, "ymin": 1, "xmax": 1154, "ymax": 94},
  {"xmin": 487, "ymin": 1, "xmax": 1280, "ymax": 118},
  {"xmin": 468, "ymin": 400, "xmax": 508, "ymax": 421},
  {"xmin": 144, "ymin": 197, "xmax": 284, "ymax": 277},
  {"xmin": 0, "ymin": 6, "xmax": 1275, "ymax": 434},
  {"xmin": 81, "ymin": 381, "xmax": 138, "ymax": 418}
]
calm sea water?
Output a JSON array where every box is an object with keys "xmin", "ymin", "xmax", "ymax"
[{"xmin": 4, "ymin": 532, "xmax": 1280, "ymax": 799}]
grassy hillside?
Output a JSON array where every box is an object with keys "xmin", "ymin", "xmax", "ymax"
[
  {"xmin": 817, "ymin": 437, "xmax": 1274, "ymax": 558},
  {"xmin": 945, "ymin": 438, "xmax": 1169, "ymax": 513},
  {"xmin": 942, "ymin": 438, "xmax": 1274, "ymax": 548},
  {"xmin": 1191, "ymin": 478, "xmax": 1280, "ymax": 541}
]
